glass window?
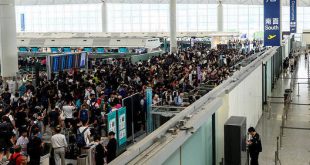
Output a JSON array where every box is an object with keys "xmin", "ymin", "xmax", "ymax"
[{"xmin": 15, "ymin": 4, "xmax": 102, "ymax": 32}]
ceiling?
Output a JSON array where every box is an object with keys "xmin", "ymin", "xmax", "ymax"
[{"xmin": 14, "ymin": 0, "xmax": 310, "ymax": 6}]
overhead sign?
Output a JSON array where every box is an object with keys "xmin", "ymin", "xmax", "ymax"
[
  {"xmin": 117, "ymin": 107, "xmax": 127, "ymax": 146},
  {"xmin": 21, "ymin": 14, "xmax": 25, "ymax": 32},
  {"xmin": 290, "ymin": 0, "xmax": 297, "ymax": 33},
  {"xmin": 264, "ymin": 0, "xmax": 281, "ymax": 46}
]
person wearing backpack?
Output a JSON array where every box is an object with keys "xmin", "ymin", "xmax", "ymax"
[
  {"xmin": 76, "ymin": 122, "xmax": 90, "ymax": 148},
  {"xmin": 8, "ymin": 145, "xmax": 23, "ymax": 165},
  {"xmin": 247, "ymin": 127, "xmax": 262, "ymax": 165}
]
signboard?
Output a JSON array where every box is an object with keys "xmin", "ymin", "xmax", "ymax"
[
  {"xmin": 21, "ymin": 14, "xmax": 25, "ymax": 32},
  {"xmin": 117, "ymin": 107, "xmax": 127, "ymax": 146},
  {"xmin": 290, "ymin": 0, "xmax": 297, "ymax": 33},
  {"xmin": 107, "ymin": 110, "xmax": 117, "ymax": 139},
  {"xmin": 264, "ymin": 0, "xmax": 281, "ymax": 46},
  {"xmin": 146, "ymin": 87, "xmax": 153, "ymax": 133}
]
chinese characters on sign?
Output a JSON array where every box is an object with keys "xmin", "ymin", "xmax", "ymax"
[{"xmin": 264, "ymin": 0, "xmax": 281, "ymax": 46}]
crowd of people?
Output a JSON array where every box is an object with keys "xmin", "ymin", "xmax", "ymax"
[{"xmin": 0, "ymin": 44, "xmax": 259, "ymax": 165}]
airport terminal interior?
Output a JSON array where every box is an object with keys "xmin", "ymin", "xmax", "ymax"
[{"xmin": 0, "ymin": 0, "xmax": 309, "ymax": 165}]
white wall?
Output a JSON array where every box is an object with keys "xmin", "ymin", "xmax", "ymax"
[{"xmin": 227, "ymin": 65, "xmax": 263, "ymax": 128}]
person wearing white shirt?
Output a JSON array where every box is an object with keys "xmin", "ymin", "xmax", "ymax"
[
  {"xmin": 62, "ymin": 101, "xmax": 75, "ymax": 128},
  {"xmin": 78, "ymin": 122, "xmax": 91, "ymax": 145},
  {"xmin": 16, "ymin": 131, "xmax": 29, "ymax": 155},
  {"xmin": 51, "ymin": 126, "xmax": 67, "ymax": 165}
]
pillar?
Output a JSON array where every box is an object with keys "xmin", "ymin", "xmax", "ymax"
[
  {"xmin": 0, "ymin": 0, "xmax": 18, "ymax": 78},
  {"xmin": 217, "ymin": 1, "xmax": 223, "ymax": 32},
  {"xmin": 169, "ymin": 0, "xmax": 177, "ymax": 53},
  {"xmin": 101, "ymin": 1, "xmax": 108, "ymax": 33}
]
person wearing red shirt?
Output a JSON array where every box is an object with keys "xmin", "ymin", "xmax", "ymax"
[{"xmin": 9, "ymin": 145, "xmax": 24, "ymax": 165}]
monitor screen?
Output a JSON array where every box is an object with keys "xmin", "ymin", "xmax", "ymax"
[
  {"xmin": 52, "ymin": 56, "xmax": 60, "ymax": 72},
  {"xmin": 84, "ymin": 47, "xmax": 92, "ymax": 53},
  {"xmin": 118, "ymin": 47, "xmax": 128, "ymax": 54},
  {"xmin": 31, "ymin": 47, "xmax": 39, "ymax": 53},
  {"xmin": 97, "ymin": 47, "xmax": 105, "ymax": 53},
  {"xmin": 61, "ymin": 56, "xmax": 67, "ymax": 70},
  {"xmin": 51, "ymin": 47, "xmax": 59, "ymax": 53},
  {"xmin": 67, "ymin": 54, "xmax": 73, "ymax": 69},
  {"xmin": 63, "ymin": 47, "xmax": 71, "ymax": 53},
  {"xmin": 19, "ymin": 47, "xmax": 28, "ymax": 52},
  {"xmin": 80, "ymin": 52, "xmax": 86, "ymax": 68}
]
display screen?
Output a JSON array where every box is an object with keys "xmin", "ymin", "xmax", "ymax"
[
  {"xmin": 80, "ymin": 52, "xmax": 86, "ymax": 68},
  {"xmin": 67, "ymin": 54, "xmax": 73, "ymax": 69},
  {"xmin": 19, "ymin": 47, "xmax": 28, "ymax": 52},
  {"xmin": 61, "ymin": 56, "xmax": 67, "ymax": 70},
  {"xmin": 63, "ymin": 47, "xmax": 71, "ymax": 53},
  {"xmin": 31, "ymin": 47, "xmax": 39, "ymax": 52},
  {"xmin": 52, "ymin": 56, "xmax": 60, "ymax": 72},
  {"xmin": 84, "ymin": 47, "xmax": 92, "ymax": 53},
  {"xmin": 97, "ymin": 47, "xmax": 105, "ymax": 53},
  {"xmin": 51, "ymin": 47, "xmax": 59, "ymax": 53},
  {"xmin": 118, "ymin": 47, "xmax": 128, "ymax": 53}
]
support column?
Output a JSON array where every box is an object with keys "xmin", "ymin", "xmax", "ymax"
[
  {"xmin": 217, "ymin": 1, "xmax": 224, "ymax": 32},
  {"xmin": 169, "ymin": 0, "xmax": 177, "ymax": 53},
  {"xmin": 0, "ymin": 0, "xmax": 18, "ymax": 78},
  {"xmin": 101, "ymin": 1, "xmax": 108, "ymax": 33}
]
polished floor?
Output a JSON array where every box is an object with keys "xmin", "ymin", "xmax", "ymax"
[{"xmin": 256, "ymin": 55, "xmax": 310, "ymax": 165}]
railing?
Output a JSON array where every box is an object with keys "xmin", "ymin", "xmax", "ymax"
[{"xmin": 110, "ymin": 47, "xmax": 279, "ymax": 165}]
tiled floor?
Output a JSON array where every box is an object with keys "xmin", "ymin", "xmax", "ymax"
[{"xmin": 256, "ymin": 56, "xmax": 310, "ymax": 165}]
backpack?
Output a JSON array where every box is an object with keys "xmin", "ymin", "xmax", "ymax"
[
  {"xmin": 7, "ymin": 154, "xmax": 21, "ymax": 165},
  {"xmin": 76, "ymin": 127, "xmax": 88, "ymax": 148}
]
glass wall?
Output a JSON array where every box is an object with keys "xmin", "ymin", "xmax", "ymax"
[
  {"xmin": 107, "ymin": 4, "xmax": 169, "ymax": 32},
  {"xmin": 14, "ymin": 4, "xmax": 310, "ymax": 34},
  {"xmin": 15, "ymin": 4, "xmax": 102, "ymax": 32},
  {"xmin": 223, "ymin": 5, "xmax": 263, "ymax": 38},
  {"xmin": 107, "ymin": 3, "xmax": 217, "ymax": 32},
  {"xmin": 163, "ymin": 117, "xmax": 213, "ymax": 165}
]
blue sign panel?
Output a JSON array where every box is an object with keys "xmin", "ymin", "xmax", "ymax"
[
  {"xmin": 21, "ymin": 14, "xmax": 25, "ymax": 32},
  {"xmin": 290, "ymin": 0, "xmax": 297, "ymax": 33},
  {"xmin": 264, "ymin": 0, "xmax": 281, "ymax": 46},
  {"xmin": 146, "ymin": 87, "xmax": 153, "ymax": 133},
  {"xmin": 117, "ymin": 107, "xmax": 127, "ymax": 146}
]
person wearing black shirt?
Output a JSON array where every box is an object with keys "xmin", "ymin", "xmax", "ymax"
[
  {"xmin": 106, "ymin": 131, "xmax": 117, "ymax": 163},
  {"xmin": 247, "ymin": 127, "xmax": 262, "ymax": 165},
  {"xmin": 28, "ymin": 128, "xmax": 43, "ymax": 165},
  {"xmin": 15, "ymin": 106, "xmax": 27, "ymax": 135},
  {"xmin": 94, "ymin": 136, "xmax": 104, "ymax": 165}
]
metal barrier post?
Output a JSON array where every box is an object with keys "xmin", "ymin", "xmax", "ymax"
[{"xmin": 275, "ymin": 151, "xmax": 277, "ymax": 165}]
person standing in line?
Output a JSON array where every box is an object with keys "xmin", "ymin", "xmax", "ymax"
[
  {"xmin": 62, "ymin": 101, "xmax": 75, "ymax": 128},
  {"xmin": 105, "ymin": 131, "xmax": 117, "ymax": 163},
  {"xmin": 16, "ymin": 130, "xmax": 29, "ymax": 155},
  {"xmin": 51, "ymin": 126, "xmax": 67, "ymax": 165},
  {"xmin": 247, "ymin": 127, "xmax": 262, "ymax": 165},
  {"xmin": 27, "ymin": 128, "xmax": 43, "ymax": 165}
]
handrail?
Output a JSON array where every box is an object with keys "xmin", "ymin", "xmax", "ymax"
[{"xmin": 110, "ymin": 47, "xmax": 280, "ymax": 165}]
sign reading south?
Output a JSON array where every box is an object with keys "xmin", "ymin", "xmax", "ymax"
[{"xmin": 264, "ymin": 0, "xmax": 281, "ymax": 46}]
